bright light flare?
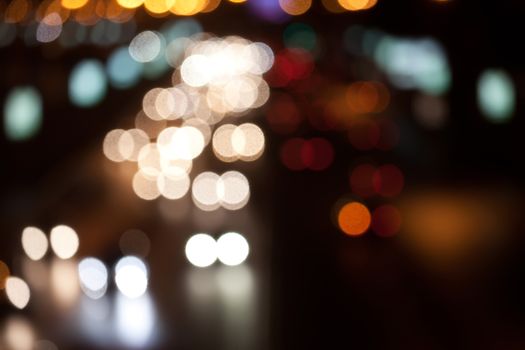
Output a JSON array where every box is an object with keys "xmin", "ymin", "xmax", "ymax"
[
  {"xmin": 115, "ymin": 256, "xmax": 149, "ymax": 298},
  {"xmin": 216, "ymin": 232, "xmax": 249, "ymax": 266},
  {"xmin": 21, "ymin": 226, "xmax": 48, "ymax": 261},
  {"xmin": 50, "ymin": 225, "xmax": 79, "ymax": 259},
  {"xmin": 78, "ymin": 257, "xmax": 108, "ymax": 299},
  {"xmin": 185, "ymin": 233, "xmax": 217, "ymax": 267},
  {"xmin": 5, "ymin": 277, "xmax": 30, "ymax": 309}
]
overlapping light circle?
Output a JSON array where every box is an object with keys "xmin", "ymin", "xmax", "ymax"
[{"xmin": 192, "ymin": 171, "xmax": 250, "ymax": 211}]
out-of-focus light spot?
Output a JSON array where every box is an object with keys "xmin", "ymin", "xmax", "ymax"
[
  {"xmin": 137, "ymin": 143, "xmax": 162, "ymax": 177},
  {"xmin": 279, "ymin": 0, "xmax": 311, "ymax": 15},
  {"xmin": 160, "ymin": 126, "xmax": 205, "ymax": 160},
  {"xmin": 115, "ymin": 256, "xmax": 149, "ymax": 298},
  {"xmin": 477, "ymin": 69, "xmax": 515, "ymax": 123},
  {"xmin": 267, "ymin": 49, "xmax": 313, "ymax": 87},
  {"xmin": 157, "ymin": 172, "xmax": 190, "ymax": 199},
  {"xmin": 372, "ymin": 204, "xmax": 402, "ymax": 237},
  {"xmin": 192, "ymin": 172, "xmax": 221, "ymax": 211},
  {"xmin": 50, "ymin": 225, "xmax": 79, "ymax": 260},
  {"xmin": 185, "ymin": 233, "xmax": 217, "ymax": 267},
  {"xmin": 107, "ymin": 46, "xmax": 143, "ymax": 89},
  {"xmin": 202, "ymin": 0, "xmax": 221, "ymax": 12},
  {"xmin": 374, "ymin": 37, "xmax": 451, "ymax": 95},
  {"xmin": 0, "ymin": 260, "xmax": 9, "ymax": 289},
  {"xmin": 115, "ymin": 293, "xmax": 156, "ymax": 347},
  {"xmin": 78, "ymin": 257, "xmax": 108, "ymax": 300},
  {"xmin": 118, "ymin": 128, "xmax": 150, "ymax": 161},
  {"xmin": 120, "ymin": 230, "xmax": 151, "ymax": 257},
  {"xmin": 69, "ymin": 59, "xmax": 107, "ymax": 107},
  {"xmin": 249, "ymin": 42, "xmax": 275, "ymax": 74},
  {"xmin": 170, "ymin": 0, "xmax": 207, "ymax": 15},
  {"xmin": 218, "ymin": 171, "xmax": 250, "ymax": 210},
  {"xmin": 280, "ymin": 137, "xmax": 333, "ymax": 171},
  {"xmin": 142, "ymin": 41, "xmax": 170, "ymax": 80},
  {"xmin": 21, "ymin": 226, "xmax": 48, "ymax": 261},
  {"xmin": 117, "ymin": 0, "xmax": 144, "ymax": 8},
  {"xmin": 156, "ymin": 87, "xmax": 188, "ymax": 120},
  {"xmin": 5, "ymin": 277, "xmax": 31, "ymax": 309},
  {"xmin": 248, "ymin": 0, "xmax": 288, "ymax": 23},
  {"xmin": 36, "ymin": 12, "xmax": 62, "ymax": 43},
  {"xmin": 213, "ymin": 124, "xmax": 238, "ymax": 162},
  {"xmin": 283, "ymin": 22, "xmax": 317, "ymax": 52},
  {"xmin": 165, "ymin": 37, "xmax": 192, "ymax": 67},
  {"xmin": 103, "ymin": 129, "xmax": 126, "ymax": 162},
  {"xmin": 372, "ymin": 164, "xmax": 404, "ymax": 197},
  {"xmin": 61, "ymin": 0, "xmax": 89, "ymax": 9},
  {"xmin": 346, "ymin": 81, "xmax": 390, "ymax": 114},
  {"xmin": 50, "ymin": 258, "xmax": 80, "ymax": 306},
  {"xmin": 350, "ymin": 164, "xmax": 376, "ymax": 198},
  {"xmin": 338, "ymin": 202, "xmax": 371, "ymax": 236},
  {"xmin": 322, "ymin": 0, "xmax": 345, "ymax": 13},
  {"xmin": 229, "ymin": 0, "xmax": 246, "ymax": 3},
  {"xmin": 5, "ymin": 0, "xmax": 31, "ymax": 23},
  {"xmin": 3, "ymin": 86, "xmax": 42, "ymax": 141},
  {"xmin": 181, "ymin": 54, "xmax": 211, "ymax": 87},
  {"xmin": 3, "ymin": 317, "xmax": 34, "ymax": 350},
  {"xmin": 129, "ymin": 30, "xmax": 162, "ymax": 63},
  {"xmin": 232, "ymin": 123, "xmax": 265, "ymax": 161},
  {"xmin": 34, "ymin": 340, "xmax": 59, "ymax": 350},
  {"xmin": 338, "ymin": 0, "xmax": 377, "ymax": 11},
  {"xmin": 413, "ymin": 93, "xmax": 448, "ymax": 129},
  {"xmin": 132, "ymin": 170, "xmax": 161, "ymax": 200},
  {"xmin": 135, "ymin": 111, "xmax": 167, "ymax": 138},
  {"xmin": 303, "ymin": 137, "xmax": 334, "ymax": 171},
  {"xmin": 144, "ymin": 0, "xmax": 175, "ymax": 13},
  {"xmin": 183, "ymin": 118, "xmax": 212, "ymax": 145},
  {"xmin": 142, "ymin": 87, "xmax": 164, "ymax": 121},
  {"xmin": 217, "ymin": 232, "xmax": 249, "ymax": 266}
]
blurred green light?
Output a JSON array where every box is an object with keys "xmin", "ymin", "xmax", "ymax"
[
  {"xmin": 283, "ymin": 23, "xmax": 317, "ymax": 53},
  {"xmin": 3, "ymin": 86, "xmax": 42, "ymax": 141},
  {"xmin": 69, "ymin": 59, "xmax": 108, "ymax": 107},
  {"xmin": 478, "ymin": 69, "xmax": 515, "ymax": 123},
  {"xmin": 373, "ymin": 36, "xmax": 451, "ymax": 95},
  {"xmin": 107, "ymin": 47, "xmax": 143, "ymax": 89}
]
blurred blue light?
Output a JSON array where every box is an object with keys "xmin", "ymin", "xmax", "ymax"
[
  {"xmin": 3, "ymin": 86, "xmax": 42, "ymax": 141},
  {"xmin": 248, "ymin": 0, "xmax": 288, "ymax": 23},
  {"xmin": 374, "ymin": 36, "xmax": 451, "ymax": 95},
  {"xmin": 161, "ymin": 18, "xmax": 202, "ymax": 42},
  {"xmin": 69, "ymin": 59, "xmax": 108, "ymax": 107},
  {"xmin": 107, "ymin": 47, "xmax": 143, "ymax": 89},
  {"xmin": 478, "ymin": 69, "xmax": 515, "ymax": 123}
]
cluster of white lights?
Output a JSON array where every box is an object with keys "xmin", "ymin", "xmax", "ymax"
[
  {"xmin": 3, "ymin": 225, "xmax": 80, "ymax": 310},
  {"xmin": 212, "ymin": 123, "xmax": 265, "ymax": 162},
  {"xmin": 185, "ymin": 232, "xmax": 249, "ymax": 268},
  {"xmin": 103, "ymin": 34, "xmax": 272, "ymax": 204},
  {"xmin": 21, "ymin": 225, "xmax": 79, "ymax": 262},
  {"xmin": 192, "ymin": 171, "xmax": 250, "ymax": 211},
  {"xmin": 77, "ymin": 255, "xmax": 149, "ymax": 300}
]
